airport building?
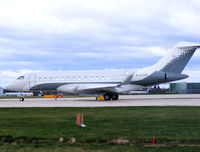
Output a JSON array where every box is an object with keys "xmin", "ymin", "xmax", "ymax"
[{"xmin": 170, "ymin": 82, "xmax": 200, "ymax": 94}]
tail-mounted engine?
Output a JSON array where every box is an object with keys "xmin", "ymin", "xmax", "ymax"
[{"xmin": 131, "ymin": 71, "xmax": 188, "ymax": 86}]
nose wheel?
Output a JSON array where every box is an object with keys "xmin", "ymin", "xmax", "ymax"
[{"xmin": 19, "ymin": 97, "xmax": 24, "ymax": 102}]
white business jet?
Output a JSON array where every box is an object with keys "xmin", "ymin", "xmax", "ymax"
[{"xmin": 4, "ymin": 42, "xmax": 200, "ymax": 101}]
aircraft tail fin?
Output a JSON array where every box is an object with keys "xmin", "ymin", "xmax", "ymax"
[{"xmin": 153, "ymin": 42, "xmax": 200, "ymax": 73}]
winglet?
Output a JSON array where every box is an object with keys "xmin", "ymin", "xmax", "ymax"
[{"xmin": 121, "ymin": 74, "xmax": 133, "ymax": 85}]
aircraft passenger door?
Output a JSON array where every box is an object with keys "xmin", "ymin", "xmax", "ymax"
[{"xmin": 29, "ymin": 73, "xmax": 36, "ymax": 90}]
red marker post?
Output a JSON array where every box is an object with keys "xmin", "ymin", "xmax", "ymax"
[
  {"xmin": 152, "ymin": 137, "xmax": 155, "ymax": 145},
  {"xmin": 76, "ymin": 113, "xmax": 86, "ymax": 127},
  {"xmin": 78, "ymin": 113, "xmax": 81, "ymax": 126}
]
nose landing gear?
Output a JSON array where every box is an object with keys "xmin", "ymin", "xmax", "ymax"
[
  {"xmin": 19, "ymin": 96, "xmax": 24, "ymax": 102},
  {"xmin": 19, "ymin": 92, "xmax": 24, "ymax": 101}
]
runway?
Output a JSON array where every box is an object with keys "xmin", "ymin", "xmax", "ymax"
[{"xmin": 0, "ymin": 94, "xmax": 200, "ymax": 107}]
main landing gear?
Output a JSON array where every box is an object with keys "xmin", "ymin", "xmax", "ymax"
[{"xmin": 103, "ymin": 93, "xmax": 119, "ymax": 101}]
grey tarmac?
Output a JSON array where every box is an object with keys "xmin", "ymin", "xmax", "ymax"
[{"xmin": 0, "ymin": 94, "xmax": 200, "ymax": 107}]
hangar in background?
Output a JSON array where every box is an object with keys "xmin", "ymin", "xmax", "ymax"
[{"xmin": 170, "ymin": 82, "xmax": 200, "ymax": 94}]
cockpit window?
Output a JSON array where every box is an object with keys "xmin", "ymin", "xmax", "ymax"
[{"xmin": 17, "ymin": 76, "xmax": 24, "ymax": 80}]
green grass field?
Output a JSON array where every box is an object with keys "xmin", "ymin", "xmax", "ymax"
[{"xmin": 0, "ymin": 107, "xmax": 200, "ymax": 151}]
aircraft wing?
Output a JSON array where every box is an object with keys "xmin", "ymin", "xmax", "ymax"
[
  {"xmin": 57, "ymin": 83, "xmax": 119, "ymax": 94},
  {"xmin": 74, "ymin": 84, "xmax": 119, "ymax": 91}
]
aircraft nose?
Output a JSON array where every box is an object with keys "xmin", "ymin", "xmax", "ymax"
[
  {"xmin": 4, "ymin": 81, "xmax": 19, "ymax": 92},
  {"xmin": 4, "ymin": 80, "xmax": 29, "ymax": 92},
  {"xmin": 4, "ymin": 84, "xmax": 13, "ymax": 92}
]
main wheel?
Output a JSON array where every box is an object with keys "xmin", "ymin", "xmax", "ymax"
[
  {"xmin": 19, "ymin": 97, "xmax": 24, "ymax": 102},
  {"xmin": 104, "ymin": 93, "xmax": 111, "ymax": 100},
  {"xmin": 111, "ymin": 93, "xmax": 119, "ymax": 100}
]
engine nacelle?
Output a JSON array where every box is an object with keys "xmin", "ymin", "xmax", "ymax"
[{"xmin": 132, "ymin": 71, "xmax": 188, "ymax": 85}]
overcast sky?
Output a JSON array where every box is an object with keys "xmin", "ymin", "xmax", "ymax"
[{"xmin": 0, "ymin": 0, "xmax": 200, "ymax": 87}]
